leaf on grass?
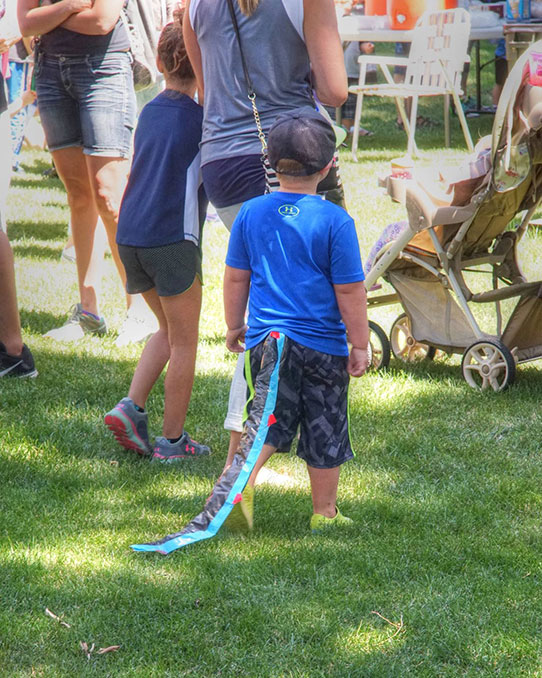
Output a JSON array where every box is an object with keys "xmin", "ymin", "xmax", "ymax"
[
  {"xmin": 45, "ymin": 608, "xmax": 71, "ymax": 628},
  {"xmin": 97, "ymin": 645, "xmax": 121, "ymax": 655},
  {"xmin": 110, "ymin": 460, "xmax": 119, "ymax": 466}
]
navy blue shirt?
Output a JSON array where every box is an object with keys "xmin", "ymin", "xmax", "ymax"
[
  {"xmin": 117, "ymin": 90, "xmax": 207, "ymax": 248},
  {"xmin": 226, "ymin": 192, "xmax": 365, "ymax": 356}
]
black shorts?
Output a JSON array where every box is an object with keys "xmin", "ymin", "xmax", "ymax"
[
  {"xmin": 244, "ymin": 333, "xmax": 354, "ymax": 469},
  {"xmin": 118, "ymin": 240, "xmax": 202, "ymax": 297}
]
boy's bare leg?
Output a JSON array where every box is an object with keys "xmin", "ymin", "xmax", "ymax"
[
  {"xmin": 225, "ymin": 431, "xmax": 242, "ymax": 468},
  {"xmin": 159, "ymin": 279, "xmax": 202, "ymax": 439},
  {"xmin": 127, "ymin": 288, "xmax": 170, "ymax": 408},
  {"xmin": 0, "ymin": 231, "xmax": 23, "ymax": 356},
  {"xmin": 247, "ymin": 443, "xmax": 275, "ymax": 487},
  {"xmin": 307, "ymin": 464, "xmax": 341, "ymax": 518}
]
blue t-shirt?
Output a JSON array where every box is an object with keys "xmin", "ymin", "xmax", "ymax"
[
  {"xmin": 226, "ymin": 192, "xmax": 365, "ymax": 356},
  {"xmin": 117, "ymin": 90, "xmax": 207, "ymax": 248}
]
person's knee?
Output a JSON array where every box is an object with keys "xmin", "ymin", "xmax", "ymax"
[
  {"xmin": 93, "ymin": 181, "xmax": 121, "ymax": 222},
  {"xmin": 64, "ymin": 176, "xmax": 94, "ymax": 213}
]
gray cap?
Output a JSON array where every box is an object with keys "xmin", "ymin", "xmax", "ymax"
[{"xmin": 268, "ymin": 107, "xmax": 336, "ymax": 176}]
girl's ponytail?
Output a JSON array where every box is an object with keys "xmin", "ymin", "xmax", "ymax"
[{"xmin": 157, "ymin": 8, "xmax": 195, "ymax": 81}]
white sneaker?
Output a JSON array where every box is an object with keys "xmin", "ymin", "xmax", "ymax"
[
  {"xmin": 61, "ymin": 245, "xmax": 76, "ymax": 263},
  {"xmin": 44, "ymin": 303, "xmax": 107, "ymax": 342},
  {"xmin": 115, "ymin": 309, "xmax": 158, "ymax": 347}
]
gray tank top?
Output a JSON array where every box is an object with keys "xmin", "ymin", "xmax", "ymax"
[{"xmin": 190, "ymin": 0, "xmax": 313, "ymax": 165}]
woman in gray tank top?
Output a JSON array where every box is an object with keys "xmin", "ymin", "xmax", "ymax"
[
  {"xmin": 185, "ymin": 0, "xmax": 347, "ymax": 221},
  {"xmin": 184, "ymin": 0, "xmax": 348, "ymax": 475}
]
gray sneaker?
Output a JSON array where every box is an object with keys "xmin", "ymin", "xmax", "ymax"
[
  {"xmin": 104, "ymin": 397, "xmax": 152, "ymax": 456},
  {"xmin": 44, "ymin": 303, "xmax": 107, "ymax": 341},
  {"xmin": 151, "ymin": 432, "xmax": 211, "ymax": 464}
]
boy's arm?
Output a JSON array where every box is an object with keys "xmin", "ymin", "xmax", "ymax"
[
  {"xmin": 224, "ymin": 265, "xmax": 251, "ymax": 353},
  {"xmin": 334, "ymin": 281, "xmax": 369, "ymax": 377}
]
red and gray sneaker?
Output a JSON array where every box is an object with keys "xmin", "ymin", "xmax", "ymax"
[
  {"xmin": 0, "ymin": 343, "xmax": 37, "ymax": 379},
  {"xmin": 104, "ymin": 397, "xmax": 152, "ymax": 456},
  {"xmin": 151, "ymin": 432, "xmax": 211, "ymax": 464}
]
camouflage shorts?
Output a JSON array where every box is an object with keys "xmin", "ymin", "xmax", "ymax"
[{"xmin": 245, "ymin": 333, "xmax": 354, "ymax": 469}]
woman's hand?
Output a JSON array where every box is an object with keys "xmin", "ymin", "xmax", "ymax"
[
  {"xmin": 41, "ymin": 0, "xmax": 93, "ymax": 9},
  {"xmin": 59, "ymin": 0, "xmax": 124, "ymax": 36},
  {"xmin": 18, "ymin": 0, "xmax": 92, "ymax": 37},
  {"xmin": 65, "ymin": 0, "xmax": 93, "ymax": 12}
]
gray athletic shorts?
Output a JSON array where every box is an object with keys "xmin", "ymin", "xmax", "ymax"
[
  {"xmin": 245, "ymin": 333, "xmax": 354, "ymax": 469},
  {"xmin": 118, "ymin": 240, "xmax": 202, "ymax": 297}
]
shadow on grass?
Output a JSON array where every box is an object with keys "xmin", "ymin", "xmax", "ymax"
[
  {"xmin": 8, "ymin": 219, "xmax": 67, "ymax": 242},
  {"xmin": 10, "ymin": 171, "xmax": 63, "ymax": 191},
  {"xmin": 12, "ymin": 242, "xmax": 64, "ymax": 262},
  {"xmin": 19, "ymin": 309, "xmax": 70, "ymax": 335},
  {"xmin": 2, "ymin": 338, "xmax": 542, "ymax": 676},
  {"xmin": 2, "ymin": 471, "xmax": 541, "ymax": 677}
]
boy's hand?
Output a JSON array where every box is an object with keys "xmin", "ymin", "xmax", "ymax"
[
  {"xmin": 226, "ymin": 325, "xmax": 247, "ymax": 353},
  {"xmin": 348, "ymin": 346, "xmax": 369, "ymax": 377}
]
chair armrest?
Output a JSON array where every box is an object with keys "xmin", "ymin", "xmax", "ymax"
[
  {"xmin": 405, "ymin": 184, "xmax": 475, "ymax": 232},
  {"xmin": 357, "ymin": 55, "xmax": 408, "ymax": 67}
]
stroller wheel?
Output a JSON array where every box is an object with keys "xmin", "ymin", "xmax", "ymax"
[
  {"xmin": 461, "ymin": 339, "xmax": 516, "ymax": 392},
  {"xmin": 390, "ymin": 313, "xmax": 436, "ymax": 363},
  {"xmin": 368, "ymin": 321, "xmax": 391, "ymax": 370}
]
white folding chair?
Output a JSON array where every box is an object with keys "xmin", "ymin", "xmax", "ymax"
[{"xmin": 349, "ymin": 8, "xmax": 475, "ymax": 160}]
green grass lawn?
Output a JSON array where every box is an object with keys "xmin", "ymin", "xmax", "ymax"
[{"xmin": 2, "ymin": 46, "xmax": 542, "ymax": 677}]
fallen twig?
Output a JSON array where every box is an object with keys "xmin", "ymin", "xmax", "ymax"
[
  {"xmin": 371, "ymin": 610, "xmax": 405, "ymax": 646},
  {"xmin": 44, "ymin": 608, "xmax": 71, "ymax": 628}
]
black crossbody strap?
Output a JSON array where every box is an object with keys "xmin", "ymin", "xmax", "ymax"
[
  {"xmin": 226, "ymin": 0, "xmax": 267, "ymax": 153},
  {"xmin": 226, "ymin": 0, "xmax": 254, "ymax": 96}
]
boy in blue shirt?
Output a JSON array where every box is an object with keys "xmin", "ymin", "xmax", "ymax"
[
  {"xmin": 223, "ymin": 108, "xmax": 369, "ymax": 533},
  {"xmin": 130, "ymin": 108, "xmax": 369, "ymax": 553}
]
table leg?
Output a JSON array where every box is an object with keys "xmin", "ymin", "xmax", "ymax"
[{"xmin": 475, "ymin": 39, "xmax": 481, "ymax": 111}]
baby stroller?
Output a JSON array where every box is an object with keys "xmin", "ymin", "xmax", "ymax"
[{"xmin": 364, "ymin": 41, "xmax": 542, "ymax": 391}]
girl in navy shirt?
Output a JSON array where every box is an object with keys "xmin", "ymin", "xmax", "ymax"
[{"xmin": 105, "ymin": 10, "xmax": 211, "ymax": 463}]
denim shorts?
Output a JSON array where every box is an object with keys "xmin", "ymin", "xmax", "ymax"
[{"xmin": 35, "ymin": 51, "xmax": 136, "ymax": 158}]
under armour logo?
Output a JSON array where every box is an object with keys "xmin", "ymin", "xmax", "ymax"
[{"xmin": 278, "ymin": 204, "xmax": 300, "ymax": 217}]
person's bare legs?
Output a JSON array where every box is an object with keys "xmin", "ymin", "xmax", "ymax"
[
  {"xmin": 307, "ymin": 464, "xmax": 341, "ymax": 518},
  {"xmin": 160, "ymin": 279, "xmax": 202, "ymax": 438},
  {"xmin": 52, "ymin": 147, "xmax": 103, "ymax": 316},
  {"xmin": 246, "ymin": 443, "xmax": 275, "ymax": 488},
  {"xmin": 127, "ymin": 279, "xmax": 202, "ymax": 439},
  {"xmin": 225, "ymin": 431, "xmax": 242, "ymax": 467},
  {"xmin": 86, "ymin": 155, "xmax": 147, "ymax": 316},
  {"xmin": 127, "ymin": 288, "xmax": 170, "ymax": 409},
  {"xmin": 0, "ymin": 109, "xmax": 12, "ymax": 234},
  {"xmin": 0, "ymin": 230, "xmax": 23, "ymax": 356}
]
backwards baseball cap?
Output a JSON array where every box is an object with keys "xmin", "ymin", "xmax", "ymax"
[{"xmin": 267, "ymin": 107, "xmax": 336, "ymax": 176}]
